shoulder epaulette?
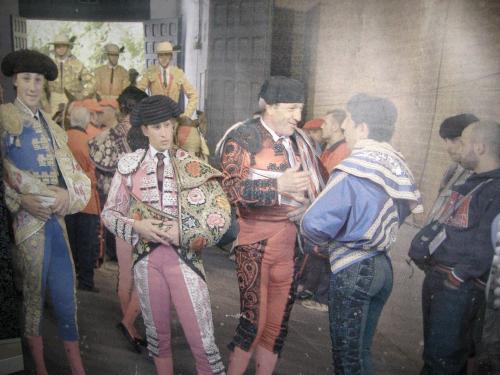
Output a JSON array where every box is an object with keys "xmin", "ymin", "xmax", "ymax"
[
  {"xmin": 118, "ymin": 149, "xmax": 147, "ymax": 175},
  {"xmin": 226, "ymin": 117, "xmax": 262, "ymax": 155},
  {"xmin": 0, "ymin": 103, "xmax": 22, "ymax": 136}
]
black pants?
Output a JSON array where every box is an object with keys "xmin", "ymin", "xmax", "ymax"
[
  {"xmin": 303, "ymin": 254, "xmax": 330, "ymax": 304},
  {"xmin": 65, "ymin": 212, "xmax": 99, "ymax": 288}
]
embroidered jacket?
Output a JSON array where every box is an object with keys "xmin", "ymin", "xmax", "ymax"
[
  {"xmin": 137, "ymin": 65, "xmax": 198, "ymax": 117},
  {"xmin": 48, "ymin": 54, "xmax": 95, "ymax": 98},
  {"xmin": 94, "ymin": 64, "xmax": 129, "ymax": 99},
  {"xmin": 220, "ymin": 117, "xmax": 324, "ymax": 245},
  {"xmin": 0, "ymin": 100, "xmax": 91, "ymax": 244},
  {"xmin": 101, "ymin": 147, "xmax": 230, "ymax": 279},
  {"xmin": 88, "ymin": 118, "xmax": 132, "ymax": 196},
  {"xmin": 301, "ymin": 139, "xmax": 423, "ymax": 274}
]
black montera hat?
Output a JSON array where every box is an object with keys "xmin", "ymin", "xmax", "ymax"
[
  {"xmin": 1, "ymin": 49, "xmax": 58, "ymax": 81},
  {"xmin": 439, "ymin": 113, "xmax": 479, "ymax": 139},
  {"xmin": 130, "ymin": 95, "xmax": 182, "ymax": 127},
  {"xmin": 259, "ymin": 76, "xmax": 305, "ymax": 104},
  {"xmin": 117, "ymin": 86, "xmax": 148, "ymax": 115}
]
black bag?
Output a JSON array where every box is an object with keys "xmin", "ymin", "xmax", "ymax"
[
  {"xmin": 409, "ymin": 220, "xmax": 445, "ymax": 269},
  {"xmin": 408, "ymin": 179, "xmax": 492, "ymax": 269}
]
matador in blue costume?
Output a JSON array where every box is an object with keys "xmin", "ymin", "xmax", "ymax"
[{"xmin": 1, "ymin": 49, "xmax": 90, "ymax": 375}]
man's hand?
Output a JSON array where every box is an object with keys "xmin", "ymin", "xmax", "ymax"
[
  {"xmin": 48, "ymin": 186, "xmax": 70, "ymax": 216},
  {"xmin": 277, "ymin": 164, "xmax": 311, "ymax": 195},
  {"xmin": 20, "ymin": 194, "xmax": 51, "ymax": 221},
  {"xmin": 133, "ymin": 219, "xmax": 179, "ymax": 246},
  {"xmin": 287, "ymin": 198, "xmax": 311, "ymax": 223}
]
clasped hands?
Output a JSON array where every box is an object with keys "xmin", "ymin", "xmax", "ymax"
[
  {"xmin": 133, "ymin": 218, "xmax": 180, "ymax": 247},
  {"xmin": 20, "ymin": 186, "xmax": 70, "ymax": 221},
  {"xmin": 277, "ymin": 164, "xmax": 312, "ymax": 222}
]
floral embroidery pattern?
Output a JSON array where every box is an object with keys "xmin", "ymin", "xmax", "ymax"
[
  {"xmin": 187, "ymin": 188, "xmax": 206, "ymax": 205},
  {"xmin": 206, "ymin": 213, "xmax": 225, "ymax": 229}
]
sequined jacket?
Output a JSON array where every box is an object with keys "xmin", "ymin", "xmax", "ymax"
[
  {"xmin": 220, "ymin": 117, "xmax": 324, "ymax": 245},
  {"xmin": 0, "ymin": 100, "xmax": 91, "ymax": 244},
  {"xmin": 48, "ymin": 54, "xmax": 95, "ymax": 98},
  {"xmin": 101, "ymin": 147, "xmax": 230, "ymax": 279},
  {"xmin": 94, "ymin": 64, "xmax": 129, "ymax": 99},
  {"xmin": 137, "ymin": 65, "xmax": 198, "ymax": 117}
]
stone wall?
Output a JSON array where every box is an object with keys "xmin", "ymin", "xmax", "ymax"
[{"xmin": 309, "ymin": 0, "xmax": 500, "ymax": 212}]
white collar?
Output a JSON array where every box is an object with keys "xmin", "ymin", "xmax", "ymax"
[
  {"xmin": 108, "ymin": 63, "xmax": 117, "ymax": 69},
  {"xmin": 149, "ymin": 145, "xmax": 169, "ymax": 160},
  {"xmin": 16, "ymin": 97, "xmax": 40, "ymax": 118},
  {"xmin": 260, "ymin": 117, "xmax": 285, "ymax": 142}
]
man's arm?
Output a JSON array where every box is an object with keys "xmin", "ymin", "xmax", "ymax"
[
  {"xmin": 300, "ymin": 171, "xmax": 351, "ymax": 245},
  {"xmin": 101, "ymin": 170, "xmax": 136, "ymax": 245},
  {"xmin": 452, "ymin": 194, "xmax": 500, "ymax": 283},
  {"xmin": 180, "ymin": 73, "xmax": 198, "ymax": 118},
  {"xmin": 221, "ymin": 139, "xmax": 279, "ymax": 207}
]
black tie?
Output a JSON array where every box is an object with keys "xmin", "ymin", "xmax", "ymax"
[
  {"xmin": 162, "ymin": 68, "xmax": 167, "ymax": 88},
  {"xmin": 110, "ymin": 67, "xmax": 114, "ymax": 84},
  {"xmin": 156, "ymin": 153, "xmax": 165, "ymax": 192},
  {"xmin": 60, "ymin": 62, "xmax": 64, "ymax": 90}
]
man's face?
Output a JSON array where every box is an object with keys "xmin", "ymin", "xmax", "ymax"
[
  {"xmin": 267, "ymin": 102, "xmax": 303, "ymax": 137},
  {"xmin": 142, "ymin": 119, "xmax": 176, "ymax": 152},
  {"xmin": 158, "ymin": 53, "xmax": 172, "ymax": 68},
  {"xmin": 444, "ymin": 137, "xmax": 463, "ymax": 163},
  {"xmin": 107, "ymin": 53, "xmax": 119, "ymax": 66},
  {"xmin": 341, "ymin": 112, "xmax": 361, "ymax": 150},
  {"xmin": 13, "ymin": 72, "xmax": 44, "ymax": 112},
  {"xmin": 307, "ymin": 129, "xmax": 323, "ymax": 144},
  {"xmin": 55, "ymin": 44, "xmax": 69, "ymax": 58},
  {"xmin": 459, "ymin": 125, "xmax": 479, "ymax": 170},
  {"xmin": 321, "ymin": 114, "xmax": 337, "ymax": 142}
]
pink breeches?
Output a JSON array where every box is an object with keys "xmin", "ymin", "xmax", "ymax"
[
  {"xmin": 116, "ymin": 237, "xmax": 136, "ymax": 313},
  {"xmin": 134, "ymin": 245, "xmax": 225, "ymax": 375}
]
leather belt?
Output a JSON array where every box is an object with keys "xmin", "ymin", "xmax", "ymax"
[{"xmin": 433, "ymin": 263, "xmax": 486, "ymax": 288}]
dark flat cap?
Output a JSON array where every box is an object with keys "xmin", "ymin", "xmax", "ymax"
[
  {"xmin": 1, "ymin": 49, "xmax": 58, "ymax": 81},
  {"xmin": 259, "ymin": 76, "xmax": 305, "ymax": 104},
  {"xmin": 130, "ymin": 95, "xmax": 182, "ymax": 127},
  {"xmin": 439, "ymin": 113, "xmax": 479, "ymax": 139}
]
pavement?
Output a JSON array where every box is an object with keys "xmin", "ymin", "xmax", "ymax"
[{"xmin": 22, "ymin": 236, "xmax": 422, "ymax": 375}]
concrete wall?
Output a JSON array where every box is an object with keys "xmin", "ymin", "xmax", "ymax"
[
  {"xmin": 150, "ymin": 0, "xmax": 178, "ymax": 19},
  {"xmin": 309, "ymin": 0, "xmax": 500, "ymax": 213},
  {"xmin": 0, "ymin": 0, "xmax": 19, "ymax": 103}
]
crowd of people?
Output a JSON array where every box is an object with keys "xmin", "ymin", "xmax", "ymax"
[{"xmin": 0, "ymin": 33, "xmax": 499, "ymax": 375}]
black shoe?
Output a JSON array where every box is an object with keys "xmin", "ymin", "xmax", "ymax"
[
  {"xmin": 77, "ymin": 285, "xmax": 100, "ymax": 293},
  {"xmin": 297, "ymin": 289, "xmax": 314, "ymax": 300},
  {"xmin": 117, "ymin": 322, "xmax": 141, "ymax": 353}
]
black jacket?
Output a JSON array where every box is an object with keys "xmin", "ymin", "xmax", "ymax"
[{"xmin": 432, "ymin": 168, "xmax": 500, "ymax": 282}]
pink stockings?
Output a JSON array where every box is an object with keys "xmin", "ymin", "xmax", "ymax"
[{"xmin": 116, "ymin": 237, "xmax": 141, "ymax": 338}]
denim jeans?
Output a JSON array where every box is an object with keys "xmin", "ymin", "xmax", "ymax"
[
  {"xmin": 329, "ymin": 253, "xmax": 393, "ymax": 375},
  {"xmin": 420, "ymin": 269, "xmax": 486, "ymax": 375}
]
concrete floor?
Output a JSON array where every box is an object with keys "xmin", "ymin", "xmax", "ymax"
[{"xmin": 22, "ymin": 243, "xmax": 421, "ymax": 375}]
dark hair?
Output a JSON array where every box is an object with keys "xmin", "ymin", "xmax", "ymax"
[
  {"xmin": 346, "ymin": 93, "xmax": 397, "ymax": 142},
  {"xmin": 326, "ymin": 109, "xmax": 347, "ymax": 126},
  {"xmin": 439, "ymin": 113, "xmax": 479, "ymax": 140}
]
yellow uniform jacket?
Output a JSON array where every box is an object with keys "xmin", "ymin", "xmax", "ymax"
[
  {"xmin": 94, "ymin": 64, "xmax": 129, "ymax": 99},
  {"xmin": 48, "ymin": 55, "xmax": 95, "ymax": 98},
  {"xmin": 137, "ymin": 64, "xmax": 198, "ymax": 117}
]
